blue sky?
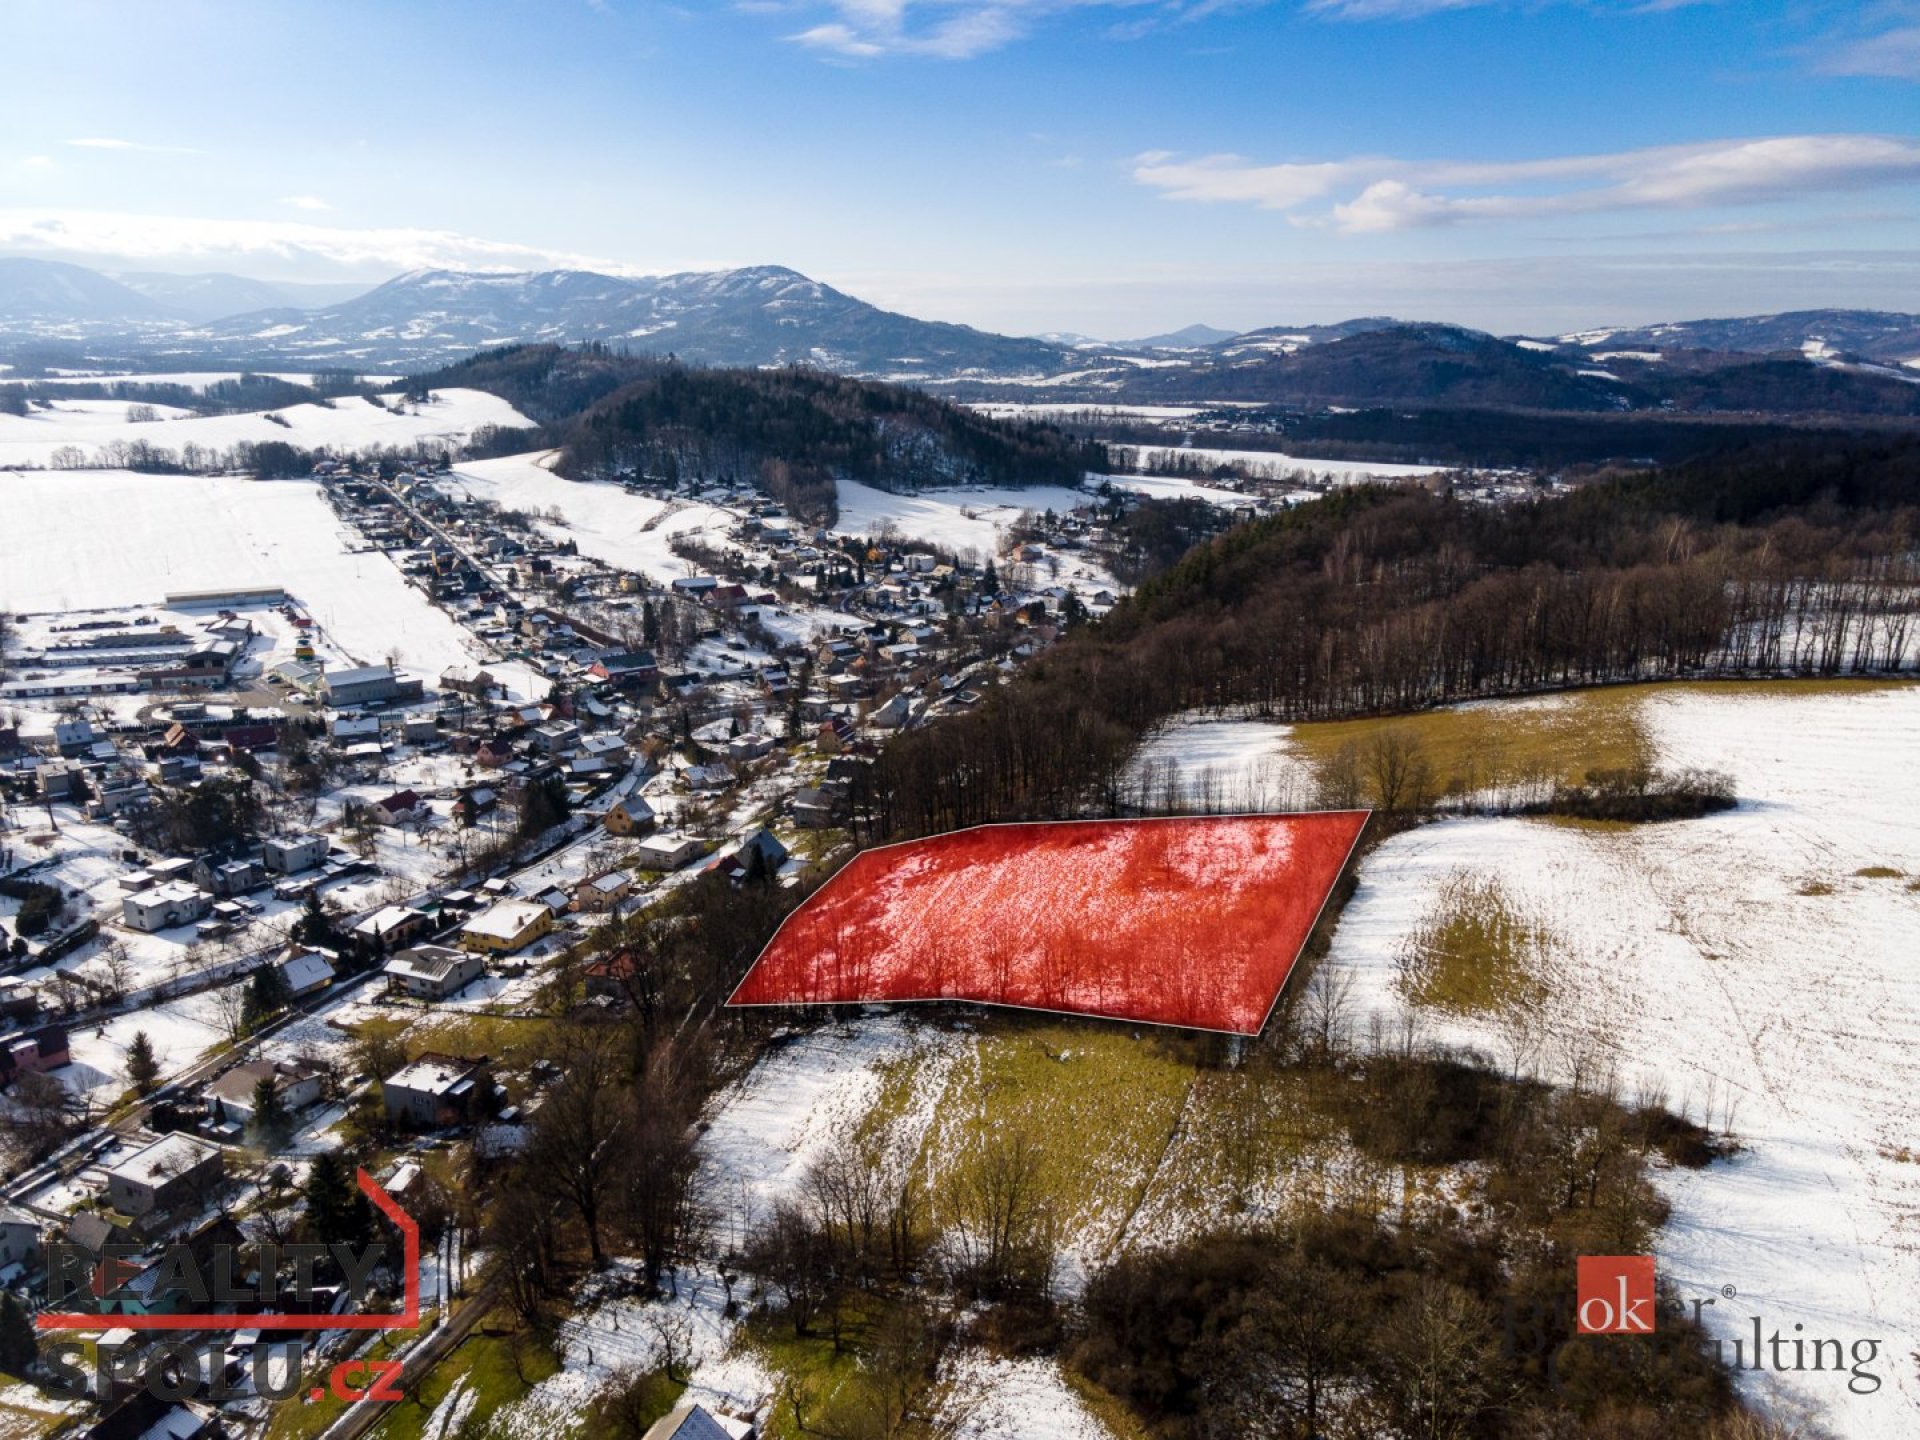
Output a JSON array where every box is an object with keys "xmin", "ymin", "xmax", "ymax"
[{"xmin": 2, "ymin": 0, "xmax": 1917, "ymax": 335}]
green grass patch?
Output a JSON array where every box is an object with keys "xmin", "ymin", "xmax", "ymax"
[
  {"xmin": 1396, "ymin": 873, "xmax": 1552, "ymax": 1016},
  {"xmin": 404, "ymin": 1012, "xmax": 559, "ymax": 1071},
  {"xmin": 916, "ymin": 1021, "xmax": 1197, "ymax": 1259},
  {"xmin": 1285, "ymin": 686, "xmax": 1656, "ymax": 800},
  {"xmin": 739, "ymin": 1304, "xmax": 875, "ymax": 1440},
  {"xmin": 367, "ymin": 1322, "xmax": 561, "ymax": 1440}
]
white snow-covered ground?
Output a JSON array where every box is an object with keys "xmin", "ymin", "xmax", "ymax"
[
  {"xmin": 1096, "ymin": 472, "xmax": 1285, "ymax": 509},
  {"xmin": 942, "ymin": 1353, "xmax": 1112, "ymax": 1440},
  {"xmin": 1110, "ymin": 443, "xmax": 1443, "ymax": 482},
  {"xmin": 1124, "ymin": 714, "xmax": 1314, "ymax": 811},
  {"xmin": 0, "ymin": 388, "xmax": 530, "ymax": 468},
  {"xmin": 0, "ymin": 371, "xmax": 397, "ymax": 391},
  {"xmin": 448, "ymin": 451, "xmax": 737, "ymax": 585},
  {"xmin": 833, "ymin": 479, "xmax": 1093, "ymax": 562},
  {"xmin": 0, "ymin": 469, "xmax": 527, "ymax": 681},
  {"xmin": 967, "ymin": 403, "xmax": 1220, "ymax": 422},
  {"xmin": 697, "ymin": 1017, "xmax": 935, "ymax": 1256},
  {"xmin": 1312, "ymin": 686, "xmax": 1920, "ymax": 1438}
]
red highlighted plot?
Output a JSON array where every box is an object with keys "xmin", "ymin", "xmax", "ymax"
[{"xmin": 728, "ymin": 812, "xmax": 1369, "ymax": 1035}]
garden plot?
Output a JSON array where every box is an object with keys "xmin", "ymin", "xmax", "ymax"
[
  {"xmin": 729, "ymin": 815, "xmax": 1369, "ymax": 1034},
  {"xmin": 1317, "ymin": 684, "xmax": 1920, "ymax": 1439}
]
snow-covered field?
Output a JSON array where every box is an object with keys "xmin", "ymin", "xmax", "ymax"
[
  {"xmin": 0, "ymin": 388, "xmax": 529, "ymax": 468},
  {"xmin": 1096, "ymin": 472, "xmax": 1285, "ymax": 509},
  {"xmin": 1125, "ymin": 714, "xmax": 1315, "ymax": 811},
  {"xmin": 833, "ymin": 478, "xmax": 1092, "ymax": 561},
  {"xmin": 0, "ymin": 370, "xmax": 397, "ymax": 391},
  {"xmin": 1110, "ymin": 442, "xmax": 1444, "ymax": 482},
  {"xmin": 0, "ymin": 469, "xmax": 525, "ymax": 681},
  {"xmin": 447, "ymin": 450, "xmax": 735, "ymax": 584},
  {"xmin": 1308, "ymin": 686, "xmax": 1920, "ymax": 1438}
]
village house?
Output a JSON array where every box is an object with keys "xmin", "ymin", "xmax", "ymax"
[
  {"xmin": 633, "ymin": 831, "xmax": 709, "ymax": 871},
  {"xmin": 0, "ymin": 1024, "xmax": 71, "ymax": 1086},
  {"xmin": 641, "ymin": 1402, "xmax": 755, "ymax": 1440},
  {"xmin": 458, "ymin": 900, "xmax": 553, "ymax": 955},
  {"xmin": 103, "ymin": 1133, "xmax": 224, "ymax": 1218},
  {"xmin": 705, "ymin": 828, "xmax": 789, "ymax": 884},
  {"xmin": 122, "ymin": 881, "xmax": 210, "ymax": 933},
  {"xmin": 262, "ymin": 833, "xmax": 329, "ymax": 875},
  {"xmin": 275, "ymin": 947, "xmax": 336, "ymax": 1000},
  {"xmin": 385, "ymin": 944, "xmax": 486, "ymax": 1000},
  {"xmin": 683, "ymin": 762, "xmax": 734, "ymax": 792},
  {"xmin": 203, "ymin": 1058, "xmax": 325, "ymax": 1129},
  {"xmin": 603, "ymin": 793, "xmax": 656, "ymax": 836},
  {"xmin": 351, "ymin": 905, "xmax": 433, "ymax": 951},
  {"xmin": 383, "ymin": 1053, "xmax": 493, "ymax": 1129},
  {"xmin": 588, "ymin": 651, "xmax": 658, "ymax": 689},
  {"xmin": 572, "ymin": 870, "xmax": 634, "ymax": 913},
  {"xmin": 374, "ymin": 789, "xmax": 426, "ymax": 825},
  {"xmin": 0, "ymin": 1203, "xmax": 41, "ymax": 1273},
  {"xmin": 192, "ymin": 855, "xmax": 264, "ymax": 898}
]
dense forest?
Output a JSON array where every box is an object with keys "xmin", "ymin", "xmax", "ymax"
[
  {"xmin": 856, "ymin": 434, "xmax": 1920, "ymax": 838},
  {"xmin": 416, "ymin": 343, "xmax": 1105, "ymax": 522}
]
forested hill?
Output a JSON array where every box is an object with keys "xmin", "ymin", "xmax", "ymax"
[
  {"xmin": 863, "ymin": 433, "xmax": 1920, "ymax": 837},
  {"xmin": 414, "ymin": 343, "xmax": 1104, "ymax": 521}
]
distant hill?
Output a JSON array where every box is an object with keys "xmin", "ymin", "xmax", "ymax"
[
  {"xmin": 0, "ymin": 257, "xmax": 177, "ymax": 330},
  {"xmin": 182, "ymin": 265, "xmax": 1079, "ymax": 377},
  {"xmin": 1125, "ymin": 323, "xmax": 1238, "ymax": 349},
  {"xmin": 0, "ymin": 256, "xmax": 1915, "ymax": 424},
  {"xmin": 418, "ymin": 344, "xmax": 1106, "ymax": 522},
  {"xmin": 112, "ymin": 271, "xmax": 312, "ymax": 324},
  {"xmin": 1556, "ymin": 309, "xmax": 1920, "ymax": 366}
]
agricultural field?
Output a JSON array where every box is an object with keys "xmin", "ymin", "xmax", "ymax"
[
  {"xmin": 0, "ymin": 469, "xmax": 548, "ymax": 694},
  {"xmin": 1137, "ymin": 679, "xmax": 1920, "ymax": 1437},
  {"xmin": 832, "ymin": 479, "xmax": 1101, "ymax": 563},
  {"xmin": 728, "ymin": 814, "xmax": 1369, "ymax": 1033},
  {"xmin": 0, "ymin": 388, "xmax": 528, "ymax": 469}
]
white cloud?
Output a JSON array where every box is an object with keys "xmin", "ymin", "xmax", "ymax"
[
  {"xmin": 1819, "ymin": 24, "xmax": 1920, "ymax": 81},
  {"xmin": 64, "ymin": 137, "xmax": 199, "ymax": 154},
  {"xmin": 788, "ymin": 1, "xmax": 1199, "ymax": 58},
  {"xmin": 1302, "ymin": 0, "xmax": 1487, "ymax": 17},
  {"xmin": 0, "ymin": 209, "xmax": 642, "ymax": 278},
  {"xmin": 1134, "ymin": 135, "xmax": 1920, "ymax": 232},
  {"xmin": 279, "ymin": 195, "xmax": 332, "ymax": 212}
]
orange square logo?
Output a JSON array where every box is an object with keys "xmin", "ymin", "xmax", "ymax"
[{"xmin": 1577, "ymin": 1255, "xmax": 1656, "ymax": 1335}]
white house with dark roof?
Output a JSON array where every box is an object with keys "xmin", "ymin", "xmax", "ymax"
[{"xmin": 384, "ymin": 944, "xmax": 485, "ymax": 1000}]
